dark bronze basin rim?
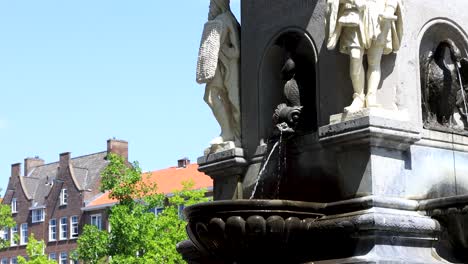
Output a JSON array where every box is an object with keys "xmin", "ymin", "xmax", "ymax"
[{"xmin": 184, "ymin": 199, "xmax": 326, "ymax": 219}]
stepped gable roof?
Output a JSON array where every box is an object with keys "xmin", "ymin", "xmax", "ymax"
[
  {"xmin": 85, "ymin": 163, "xmax": 212, "ymax": 209},
  {"xmin": 21, "ymin": 151, "xmax": 108, "ymax": 208}
]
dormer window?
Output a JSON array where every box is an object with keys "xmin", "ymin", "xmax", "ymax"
[
  {"xmin": 31, "ymin": 209, "xmax": 45, "ymax": 223},
  {"xmin": 60, "ymin": 189, "xmax": 68, "ymax": 206},
  {"xmin": 11, "ymin": 198, "xmax": 17, "ymax": 214}
]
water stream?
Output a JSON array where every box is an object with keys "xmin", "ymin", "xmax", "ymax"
[
  {"xmin": 455, "ymin": 63, "xmax": 468, "ymax": 123},
  {"xmin": 250, "ymin": 130, "xmax": 284, "ymax": 199}
]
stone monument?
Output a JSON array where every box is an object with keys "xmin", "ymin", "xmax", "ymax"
[
  {"xmin": 196, "ymin": 0, "xmax": 241, "ymax": 154},
  {"xmin": 179, "ymin": 0, "xmax": 468, "ymax": 263}
]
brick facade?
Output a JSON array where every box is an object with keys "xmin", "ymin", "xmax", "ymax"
[
  {"xmin": 0, "ymin": 139, "xmax": 128, "ymax": 263},
  {"xmin": 0, "ymin": 139, "xmax": 213, "ymax": 263}
]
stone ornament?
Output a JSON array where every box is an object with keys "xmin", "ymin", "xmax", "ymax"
[
  {"xmin": 197, "ymin": 0, "xmax": 241, "ymax": 153},
  {"xmin": 327, "ymin": 0, "xmax": 404, "ymax": 112},
  {"xmin": 421, "ymin": 39, "xmax": 468, "ymax": 132},
  {"xmin": 273, "ymin": 57, "xmax": 303, "ymax": 135}
]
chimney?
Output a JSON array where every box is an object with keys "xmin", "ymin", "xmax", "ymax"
[
  {"xmin": 107, "ymin": 139, "xmax": 128, "ymax": 160},
  {"xmin": 177, "ymin": 158, "xmax": 190, "ymax": 168},
  {"xmin": 7, "ymin": 163, "xmax": 22, "ymax": 190},
  {"xmin": 24, "ymin": 156, "xmax": 44, "ymax": 176},
  {"xmin": 59, "ymin": 152, "xmax": 71, "ymax": 172}
]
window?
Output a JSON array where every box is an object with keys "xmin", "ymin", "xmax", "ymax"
[
  {"xmin": 20, "ymin": 223, "xmax": 28, "ymax": 245},
  {"xmin": 70, "ymin": 216, "xmax": 78, "ymax": 239},
  {"xmin": 32, "ymin": 209, "xmax": 45, "ymax": 223},
  {"xmin": 49, "ymin": 219, "xmax": 57, "ymax": 241},
  {"xmin": 178, "ymin": 205, "xmax": 185, "ymax": 220},
  {"xmin": 1, "ymin": 258, "xmax": 7, "ymax": 264},
  {"xmin": 150, "ymin": 207, "xmax": 164, "ymax": 216},
  {"xmin": 10, "ymin": 225, "xmax": 17, "ymax": 246},
  {"xmin": 60, "ymin": 189, "xmax": 68, "ymax": 206},
  {"xmin": 1, "ymin": 228, "xmax": 9, "ymax": 242},
  {"xmin": 10, "ymin": 257, "xmax": 17, "ymax": 264},
  {"xmin": 60, "ymin": 217, "xmax": 67, "ymax": 240},
  {"xmin": 90, "ymin": 214, "xmax": 102, "ymax": 230},
  {"xmin": 59, "ymin": 252, "xmax": 67, "ymax": 264},
  {"xmin": 11, "ymin": 198, "xmax": 17, "ymax": 213},
  {"xmin": 70, "ymin": 260, "xmax": 78, "ymax": 264},
  {"xmin": 49, "ymin": 253, "xmax": 56, "ymax": 261}
]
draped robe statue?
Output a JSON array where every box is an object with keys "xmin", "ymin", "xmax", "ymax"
[{"xmin": 196, "ymin": 0, "xmax": 241, "ymax": 152}]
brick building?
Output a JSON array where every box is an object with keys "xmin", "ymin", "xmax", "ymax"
[{"xmin": 0, "ymin": 140, "xmax": 212, "ymax": 264}]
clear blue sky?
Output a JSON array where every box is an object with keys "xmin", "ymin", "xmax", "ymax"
[{"xmin": 0, "ymin": 0, "xmax": 240, "ymax": 195}]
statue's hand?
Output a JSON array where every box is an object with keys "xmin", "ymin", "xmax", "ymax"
[
  {"xmin": 354, "ymin": 0, "xmax": 366, "ymax": 11},
  {"xmin": 382, "ymin": 6, "xmax": 396, "ymax": 19}
]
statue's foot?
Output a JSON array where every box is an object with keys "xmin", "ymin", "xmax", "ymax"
[
  {"xmin": 344, "ymin": 93, "xmax": 365, "ymax": 113},
  {"xmin": 204, "ymin": 140, "xmax": 236, "ymax": 155},
  {"xmin": 210, "ymin": 136, "xmax": 224, "ymax": 145},
  {"xmin": 365, "ymin": 93, "xmax": 381, "ymax": 108}
]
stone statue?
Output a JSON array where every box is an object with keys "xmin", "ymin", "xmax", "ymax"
[
  {"xmin": 327, "ymin": 0, "xmax": 403, "ymax": 112},
  {"xmin": 421, "ymin": 39, "xmax": 468, "ymax": 131},
  {"xmin": 196, "ymin": 0, "xmax": 241, "ymax": 152},
  {"xmin": 273, "ymin": 57, "xmax": 303, "ymax": 135}
]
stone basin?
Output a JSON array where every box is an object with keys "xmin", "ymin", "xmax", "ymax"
[
  {"xmin": 183, "ymin": 197, "xmax": 449, "ymax": 263},
  {"xmin": 184, "ymin": 199, "xmax": 325, "ymax": 263}
]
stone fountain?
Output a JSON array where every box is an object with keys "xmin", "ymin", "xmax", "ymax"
[{"xmin": 178, "ymin": 0, "xmax": 468, "ymax": 263}]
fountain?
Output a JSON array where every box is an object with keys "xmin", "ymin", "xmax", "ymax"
[{"xmin": 178, "ymin": 0, "xmax": 468, "ymax": 263}]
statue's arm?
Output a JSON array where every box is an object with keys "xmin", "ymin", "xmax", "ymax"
[{"xmin": 225, "ymin": 25, "xmax": 241, "ymax": 60}]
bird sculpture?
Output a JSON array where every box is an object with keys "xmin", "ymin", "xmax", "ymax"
[
  {"xmin": 273, "ymin": 57, "xmax": 303, "ymax": 134},
  {"xmin": 422, "ymin": 39, "xmax": 468, "ymax": 131}
]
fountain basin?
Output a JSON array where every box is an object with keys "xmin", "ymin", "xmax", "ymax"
[
  {"xmin": 185, "ymin": 199, "xmax": 324, "ymax": 263},
  {"xmin": 184, "ymin": 198, "xmax": 445, "ymax": 263}
]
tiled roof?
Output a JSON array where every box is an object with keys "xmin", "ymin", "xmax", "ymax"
[
  {"xmin": 22, "ymin": 152, "xmax": 108, "ymax": 208},
  {"xmin": 86, "ymin": 163, "xmax": 212, "ymax": 208}
]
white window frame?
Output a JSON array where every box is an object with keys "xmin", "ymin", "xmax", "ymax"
[
  {"xmin": 60, "ymin": 189, "xmax": 68, "ymax": 206},
  {"xmin": 1, "ymin": 228, "xmax": 9, "ymax": 242},
  {"xmin": 70, "ymin": 216, "xmax": 79, "ymax": 239},
  {"xmin": 90, "ymin": 214, "xmax": 102, "ymax": 230},
  {"xmin": 10, "ymin": 257, "xmax": 17, "ymax": 264},
  {"xmin": 49, "ymin": 219, "xmax": 57, "ymax": 241},
  {"xmin": 60, "ymin": 217, "xmax": 68, "ymax": 240},
  {"xmin": 60, "ymin": 252, "xmax": 67, "ymax": 264},
  {"xmin": 178, "ymin": 204, "xmax": 185, "ymax": 220},
  {"xmin": 49, "ymin": 253, "xmax": 56, "ymax": 261},
  {"xmin": 1, "ymin": 258, "xmax": 7, "ymax": 264},
  {"xmin": 10, "ymin": 225, "xmax": 17, "ymax": 246},
  {"xmin": 11, "ymin": 198, "xmax": 17, "ymax": 214},
  {"xmin": 20, "ymin": 223, "xmax": 28, "ymax": 245},
  {"xmin": 151, "ymin": 207, "xmax": 164, "ymax": 216},
  {"xmin": 32, "ymin": 208, "xmax": 45, "ymax": 223}
]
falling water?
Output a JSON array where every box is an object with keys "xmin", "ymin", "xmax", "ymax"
[
  {"xmin": 249, "ymin": 137, "xmax": 281, "ymax": 199},
  {"xmin": 455, "ymin": 63, "xmax": 468, "ymax": 123},
  {"xmin": 274, "ymin": 131, "xmax": 284, "ymax": 198}
]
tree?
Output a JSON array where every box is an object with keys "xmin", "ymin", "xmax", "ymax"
[
  {"xmin": 76, "ymin": 154, "xmax": 208, "ymax": 264},
  {"xmin": 17, "ymin": 234, "xmax": 56, "ymax": 264},
  {"xmin": 0, "ymin": 190, "xmax": 15, "ymax": 249}
]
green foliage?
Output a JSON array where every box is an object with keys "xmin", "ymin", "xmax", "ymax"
[
  {"xmin": 76, "ymin": 154, "xmax": 208, "ymax": 264},
  {"xmin": 0, "ymin": 190, "xmax": 15, "ymax": 249},
  {"xmin": 76, "ymin": 225, "xmax": 109, "ymax": 264},
  {"xmin": 17, "ymin": 234, "xmax": 56, "ymax": 264}
]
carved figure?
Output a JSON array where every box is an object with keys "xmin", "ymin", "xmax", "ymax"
[
  {"xmin": 197, "ymin": 0, "xmax": 241, "ymax": 150},
  {"xmin": 422, "ymin": 39, "xmax": 468, "ymax": 131},
  {"xmin": 327, "ymin": 0, "xmax": 403, "ymax": 112},
  {"xmin": 273, "ymin": 57, "xmax": 303, "ymax": 134}
]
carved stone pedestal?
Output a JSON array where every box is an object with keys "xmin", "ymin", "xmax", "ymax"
[
  {"xmin": 198, "ymin": 148, "xmax": 247, "ymax": 200},
  {"xmin": 319, "ymin": 113, "xmax": 420, "ymax": 199}
]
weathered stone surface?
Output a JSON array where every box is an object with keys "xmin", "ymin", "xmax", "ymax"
[{"xmin": 198, "ymin": 148, "xmax": 247, "ymax": 200}]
